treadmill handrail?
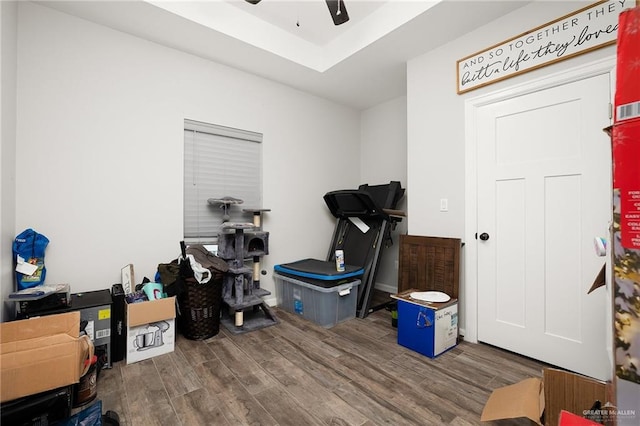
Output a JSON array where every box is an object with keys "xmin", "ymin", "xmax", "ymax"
[{"xmin": 323, "ymin": 189, "xmax": 389, "ymax": 219}]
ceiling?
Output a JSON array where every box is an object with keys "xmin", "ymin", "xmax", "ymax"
[{"xmin": 37, "ymin": 0, "xmax": 531, "ymax": 110}]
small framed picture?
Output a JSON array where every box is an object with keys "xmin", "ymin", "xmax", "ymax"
[{"xmin": 121, "ymin": 264, "xmax": 135, "ymax": 294}]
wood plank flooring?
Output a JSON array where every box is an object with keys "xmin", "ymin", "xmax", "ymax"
[{"xmin": 97, "ymin": 307, "xmax": 546, "ymax": 425}]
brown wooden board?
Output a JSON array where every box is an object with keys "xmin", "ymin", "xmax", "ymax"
[
  {"xmin": 397, "ymin": 235, "xmax": 461, "ymax": 300},
  {"xmin": 543, "ymin": 368, "xmax": 612, "ymax": 426}
]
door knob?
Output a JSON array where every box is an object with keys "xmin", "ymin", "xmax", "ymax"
[{"xmin": 479, "ymin": 232, "xmax": 490, "ymax": 241}]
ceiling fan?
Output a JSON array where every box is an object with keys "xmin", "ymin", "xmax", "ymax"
[{"xmin": 244, "ymin": 0, "xmax": 350, "ymax": 26}]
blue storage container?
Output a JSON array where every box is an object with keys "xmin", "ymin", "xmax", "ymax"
[{"xmin": 274, "ymin": 273, "xmax": 360, "ymax": 328}]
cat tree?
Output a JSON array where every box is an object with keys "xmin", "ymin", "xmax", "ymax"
[{"xmin": 216, "ymin": 209, "xmax": 278, "ymax": 334}]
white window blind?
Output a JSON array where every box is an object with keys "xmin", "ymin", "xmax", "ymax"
[{"xmin": 184, "ymin": 120, "xmax": 262, "ymax": 243}]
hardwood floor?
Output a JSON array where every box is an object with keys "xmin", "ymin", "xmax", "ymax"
[{"xmin": 97, "ymin": 307, "xmax": 546, "ymax": 425}]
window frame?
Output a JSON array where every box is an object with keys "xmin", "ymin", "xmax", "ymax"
[{"xmin": 183, "ymin": 119, "xmax": 263, "ymax": 244}]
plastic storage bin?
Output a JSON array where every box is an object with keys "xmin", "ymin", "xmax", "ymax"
[{"xmin": 274, "ymin": 273, "xmax": 360, "ymax": 328}]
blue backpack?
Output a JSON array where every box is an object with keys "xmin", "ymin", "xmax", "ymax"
[{"xmin": 13, "ymin": 228, "xmax": 50, "ymax": 290}]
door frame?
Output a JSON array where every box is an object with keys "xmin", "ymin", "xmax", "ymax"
[{"xmin": 463, "ymin": 56, "xmax": 616, "ymax": 344}]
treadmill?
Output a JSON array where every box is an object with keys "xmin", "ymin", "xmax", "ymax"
[{"xmin": 275, "ymin": 181, "xmax": 405, "ymax": 318}]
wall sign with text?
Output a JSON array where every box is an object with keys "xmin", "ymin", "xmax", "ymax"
[{"xmin": 456, "ymin": 0, "xmax": 637, "ymax": 94}]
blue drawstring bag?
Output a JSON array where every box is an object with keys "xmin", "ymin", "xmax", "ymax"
[{"xmin": 13, "ymin": 228, "xmax": 50, "ymax": 290}]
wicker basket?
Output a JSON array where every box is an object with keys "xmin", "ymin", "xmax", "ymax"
[{"xmin": 177, "ymin": 274, "xmax": 223, "ymax": 340}]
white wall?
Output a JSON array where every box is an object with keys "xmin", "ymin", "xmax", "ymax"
[
  {"xmin": 1, "ymin": 1, "xmax": 18, "ymax": 322},
  {"xmin": 407, "ymin": 0, "xmax": 615, "ymax": 334},
  {"xmin": 360, "ymin": 96, "xmax": 407, "ymax": 292},
  {"xmin": 11, "ymin": 2, "xmax": 362, "ymax": 303}
]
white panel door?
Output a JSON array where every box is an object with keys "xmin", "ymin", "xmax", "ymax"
[{"xmin": 477, "ymin": 73, "xmax": 612, "ymax": 380}]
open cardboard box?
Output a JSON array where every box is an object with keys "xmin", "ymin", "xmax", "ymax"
[
  {"xmin": 0, "ymin": 311, "xmax": 88, "ymax": 403},
  {"xmin": 481, "ymin": 368, "xmax": 613, "ymax": 425},
  {"xmin": 125, "ymin": 296, "xmax": 176, "ymax": 364}
]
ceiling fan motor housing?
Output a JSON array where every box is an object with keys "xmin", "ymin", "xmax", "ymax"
[{"xmin": 244, "ymin": 0, "xmax": 350, "ymax": 25}]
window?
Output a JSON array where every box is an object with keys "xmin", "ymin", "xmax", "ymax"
[{"xmin": 184, "ymin": 119, "xmax": 263, "ymax": 243}]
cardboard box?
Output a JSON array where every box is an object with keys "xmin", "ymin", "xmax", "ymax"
[
  {"xmin": 481, "ymin": 377, "xmax": 544, "ymax": 424},
  {"xmin": 0, "ymin": 312, "xmax": 86, "ymax": 403},
  {"xmin": 612, "ymin": 120, "xmax": 640, "ymax": 250},
  {"xmin": 481, "ymin": 368, "xmax": 612, "ymax": 426},
  {"xmin": 391, "ymin": 290, "xmax": 458, "ymax": 358},
  {"xmin": 611, "ymin": 126, "xmax": 640, "ymax": 408},
  {"xmin": 126, "ymin": 296, "xmax": 176, "ymax": 364},
  {"xmin": 614, "ymin": 7, "xmax": 640, "ymax": 124}
]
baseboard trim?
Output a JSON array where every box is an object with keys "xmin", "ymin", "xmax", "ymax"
[{"xmin": 374, "ymin": 282, "xmax": 397, "ymax": 294}]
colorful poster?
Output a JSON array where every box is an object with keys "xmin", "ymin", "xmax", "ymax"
[
  {"xmin": 613, "ymin": 189, "xmax": 640, "ymax": 384},
  {"xmin": 613, "ymin": 121, "xmax": 640, "ymax": 249}
]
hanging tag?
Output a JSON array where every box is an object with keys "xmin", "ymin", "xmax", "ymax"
[
  {"xmin": 348, "ymin": 217, "xmax": 370, "ymax": 233},
  {"xmin": 15, "ymin": 255, "xmax": 38, "ymax": 275}
]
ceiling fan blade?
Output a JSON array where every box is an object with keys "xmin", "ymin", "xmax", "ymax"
[
  {"xmin": 325, "ymin": 0, "xmax": 350, "ymax": 26},
  {"xmin": 245, "ymin": 0, "xmax": 262, "ymax": 4}
]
